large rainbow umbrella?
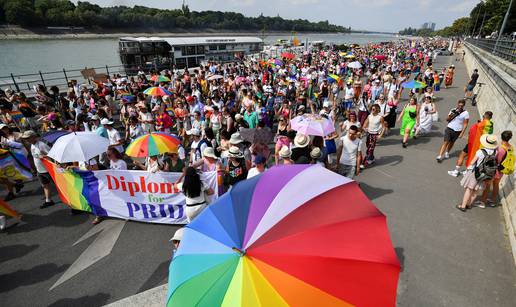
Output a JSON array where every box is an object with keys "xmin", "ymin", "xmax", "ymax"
[
  {"xmin": 143, "ymin": 86, "xmax": 173, "ymax": 97},
  {"xmin": 125, "ymin": 132, "xmax": 181, "ymax": 157},
  {"xmin": 167, "ymin": 165, "xmax": 400, "ymax": 306}
]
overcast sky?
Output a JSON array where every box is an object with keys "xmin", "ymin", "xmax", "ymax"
[{"xmin": 81, "ymin": 0, "xmax": 479, "ymax": 32}]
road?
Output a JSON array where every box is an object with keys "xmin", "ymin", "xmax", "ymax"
[{"xmin": 1, "ymin": 54, "xmax": 515, "ymax": 307}]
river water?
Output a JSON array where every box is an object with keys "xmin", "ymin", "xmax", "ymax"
[{"xmin": 0, "ymin": 33, "xmax": 398, "ymax": 76}]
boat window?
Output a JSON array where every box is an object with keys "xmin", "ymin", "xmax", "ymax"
[
  {"xmin": 219, "ymin": 45, "xmax": 226, "ymax": 50},
  {"xmin": 197, "ymin": 46, "xmax": 205, "ymax": 54},
  {"xmin": 209, "ymin": 45, "xmax": 217, "ymax": 51},
  {"xmin": 186, "ymin": 46, "xmax": 196, "ymax": 55}
]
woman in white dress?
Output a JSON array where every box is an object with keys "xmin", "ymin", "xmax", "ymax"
[{"xmin": 415, "ymin": 96, "xmax": 437, "ymax": 136}]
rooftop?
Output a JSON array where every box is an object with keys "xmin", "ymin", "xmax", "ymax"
[{"xmin": 120, "ymin": 36, "xmax": 263, "ymax": 46}]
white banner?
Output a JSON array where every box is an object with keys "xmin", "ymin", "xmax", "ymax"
[{"xmin": 93, "ymin": 170, "xmax": 218, "ymax": 224}]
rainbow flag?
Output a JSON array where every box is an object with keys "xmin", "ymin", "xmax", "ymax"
[
  {"xmin": 0, "ymin": 199, "xmax": 20, "ymax": 218},
  {"xmin": 0, "ymin": 149, "xmax": 32, "ymax": 181},
  {"xmin": 466, "ymin": 119, "xmax": 494, "ymax": 167},
  {"xmin": 42, "ymin": 159, "xmax": 98, "ymax": 212},
  {"xmin": 9, "ymin": 111, "xmax": 24, "ymax": 121}
]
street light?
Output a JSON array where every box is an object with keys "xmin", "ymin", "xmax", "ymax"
[{"xmin": 493, "ymin": 0, "xmax": 514, "ymax": 54}]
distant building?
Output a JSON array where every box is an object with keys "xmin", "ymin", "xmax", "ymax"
[{"xmin": 421, "ymin": 22, "xmax": 436, "ymax": 31}]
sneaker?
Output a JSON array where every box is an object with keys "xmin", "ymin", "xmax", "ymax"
[
  {"xmin": 487, "ymin": 199, "xmax": 498, "ymax": 207},
  {"xmin": 461, "ymin": 170, "xmax": 467, "ymax": 176},
  {"xmin": 473, "ymin": 201, "xmax": 486, "ymax": 209},
  {"xmin": 436, "ymin": 156, "xmax": 443, "ymax": 163},
  {"xmin": 447, "ymin": 169, "xmax": 460, "ymax": 177},
  {"xmin": 444, "ymin": 152, "xmax": 450, "ymax": 159},
  {"xmin": 4, "ymin": 192, "xmax": 15, "ymax": 201},
  {"xmin": 359, "ymin": 164, "xmax": 365, "ymax": 170},
  {"xmin": 40, "ymin": 200, "xmax": 55, "ymax": 209}
]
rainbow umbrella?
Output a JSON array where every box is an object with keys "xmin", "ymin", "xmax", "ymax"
[
  {"xmin": 167, "ymin": 165, "xmax": 400, "ymax": 306},
  {"xmin": 143, "ymin": 87, "xmax": 173, "ymax": 97},
  {"xmin": 151, "ymin": 75, "xmax": 171, "ymax": 83},
  {"xmin": 290, "ymin": 113, "xmax": 335, "ymax": 136},
  {"xmin": 125, "ymin": 132, "xmax": 181, "ymax": 157},
  {"xmin": 401, "ymin": 80, "xmax": 427, "ymax": 89}
]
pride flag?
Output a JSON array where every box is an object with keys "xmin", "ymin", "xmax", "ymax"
[
  {"xmin": 0, "ymin": 149, "xmax": 32, "ymax": 181},
  {"xmin": 466, "ymin": 119, "xmax": 494, "ymax": 167},
  {"xmin": 42, "ymin": 159, "xmax": 96, "ymax": 213},
  {"xmin": 0, "ymin": 199, "xmax": 20, "ymax": 218}
]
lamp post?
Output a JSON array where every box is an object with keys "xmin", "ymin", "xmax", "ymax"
[{"xmin": 493, "ymin": 0, "xmax": 514, "ymax": 54}]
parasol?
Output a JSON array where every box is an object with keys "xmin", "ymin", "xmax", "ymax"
[
  {"xmin": 143, "ymin": 87, "xmax": 173, "ymax": 97},
  {"xmin": 47, "ymin": 132, "xmax": 109, "ymax": 163},
  {"xmin": 290, "ymin": 114, "xmax": 335, "ymax": 136},
  {"xmin": 347, "ymin": 61, "xmax": 362, "ymax": 69},
  {"xmin": 401, "ymin": 80, "xmax": 427, "ymax": 89},
  {"xmin": 125, "ymin": 132, "xmax": 181, "ymax": 157}
]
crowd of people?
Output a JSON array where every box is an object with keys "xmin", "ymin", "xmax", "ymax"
[{"xmin": 0, "ymin": 37, "xmax": 513, "ymax": 229}]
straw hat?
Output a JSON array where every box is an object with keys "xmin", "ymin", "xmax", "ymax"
[
  {"xmin": 228, "ymin": 146, "xmax": 244, "ymax": 158},
  {"xmin": 235, "ymin": 114, "xmax": 243, "ymax": 121},
  {"xmin": 101, "ymin": 118, "xmax": 114, "ymax": 125},
  {"xmin": 480, "ymin": 134, "xmax": 498, "ymax": 150},
  {"xmin": 310, "ymin": 147, "xmax": 322, "ymax": 159},
  {"xmin": 21, "ymin": 130, "xmax": 37, "ymax": 139},
  {"xmin": 294, "ymin": 134, "xmax": 309, "ymax": 148},
  {"xmin": 186, "ymin": 128, "xmax": 201, "ymax": 136},
  {"xmin": 279, "ymin": 146, "xmax": 291, "ymax": 158},
  {"xmin": 203, "ymin": 147, "xmax": 218, "ymax": 159},
  {"xmin": 229, "ymin": 132, "xmax": 244, "ymax": 144}
]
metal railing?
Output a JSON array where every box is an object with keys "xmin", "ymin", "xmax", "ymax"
[
  {"xmin": 0, "ymin": 64, "xmax": 128, "ymax": 94},
  {"xmin": 465, "ymin": 38, "xmax": 516, "ymax": 64}
]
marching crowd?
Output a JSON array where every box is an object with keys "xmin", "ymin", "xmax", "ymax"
[{"xmin": 0, "ymin": 38, "xmax": 514, "ymax": 229}]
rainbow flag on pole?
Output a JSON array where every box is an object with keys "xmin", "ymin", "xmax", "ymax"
[{"xmin": 0, "ymin": 199, "xmax": 20, "ymax": 218}]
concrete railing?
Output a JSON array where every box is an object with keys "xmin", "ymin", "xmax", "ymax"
[{"xmin": 463, "ymin": 41, "xmax": 516, "ymax": 265}]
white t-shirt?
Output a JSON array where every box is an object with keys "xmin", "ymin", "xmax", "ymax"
[
  {"xmin": 339, "ymin": 135, "xmax": 363, "ymax": 166},
  {"xmin": 110, "ymin": 159, "xmax": 127, "ymax": 170},
  {"xmin": 107, "ymin": 128, "xmax": 124, "ymax": 153},
  {"xmin": 31, "ymin": 141, "xmax": 51, "ymax": 173},
  {"xmin": 247, "ymin": 167, "xmax": 263, "ymax": 179},
  {"xmin": 344, "ymin": 87, "xmax": 355, "ymax": 100},
  {"xmin": 447, "ymin": 109, "xmax": 470, "ymax": 132},
  {"xmin": 367, "ymin": 114, "xmax": 383, "ymax": 134}
]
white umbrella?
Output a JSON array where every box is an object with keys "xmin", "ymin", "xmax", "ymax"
[
  {"xmin": 348, "ymin": 61, "xmax": 362, "ymax": 69},
  {"xmin": 207, "ymin": 74, "xmax": 224, "ymax": 81},
  {"xmin": 48, "ymin": 132, "xmax": 109, "ymax": 163}
]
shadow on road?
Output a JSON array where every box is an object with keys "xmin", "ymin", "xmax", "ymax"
[
  {"xmin": 359, "ymin": 182, "xmax": 394, "ymax": 200},
  {"xmin": 137, "ymin": 260, "xmax": 169, "ymax": 293},
  {"xmin": 6, "ymin": 209, "xmax": 90, "ymax": 234},
  {"xmin": 48, "ymin": 293, "xmax": 111, "ymax": 307},
  {"xmin": 0, "ymin": 244, "xmax": 39, "ymax": 262},
  {"xmin": 0, "ymin": 263, "xmax": 68, "ymax": 293},
  {"xmin": 368, "ymin": 154, "xmax": 404, "ymax": 167},
  {"xmin": 395, "ymin": 247, "xmax": 405, "ymax": 272}
]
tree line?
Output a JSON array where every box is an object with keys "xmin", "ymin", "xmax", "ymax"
[
  {"xmin": 399, "ymin": 0, "xmax": 515, "ymax": 37},
  {"xmin": 0, "ymin": 0, "xmax": 349, "ymax": 33}
]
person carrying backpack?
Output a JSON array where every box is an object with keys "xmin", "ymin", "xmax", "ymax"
[
  {"xmin": 456, "ymin": 134, "xmax": 498, "ymax": 212},
  {"xmin": 480, "ymin": 130, "xmax": 514, "ymax": 208}
]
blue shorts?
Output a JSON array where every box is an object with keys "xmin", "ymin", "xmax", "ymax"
[
  {"xmin": 342, "ymin": 99, "xmax": 353, "ymax": 110},
  {"xmin": 466, "ymin": 84, "xmax": 475, "ymax": 92}
]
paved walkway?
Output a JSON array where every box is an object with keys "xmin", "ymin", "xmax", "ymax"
[{"xmin": 357, "ymin": 54, "xmax": 516, "ymax": 306}]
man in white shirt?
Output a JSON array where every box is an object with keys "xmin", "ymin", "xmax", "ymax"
[
  {"xmin": 437, "ymin": 99, "xmax": 470, "ymax": 162},
  {"xmin": 21, "ymin": 130, "xmax": 54, "ymax": 208},
  {"xmin": 343, "ymin": 82, "xmax": 355, "ymax": 111},
  {"xmin": 102, "ymin": 119, "xmax": 124, "ymax": 153},
  {"xmin": 336, "ymin": 126, "xmax": 363, "ymax": 179}
]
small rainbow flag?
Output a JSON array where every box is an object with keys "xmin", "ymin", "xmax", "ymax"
[
  {"xmin": 9, "ymin": 111, "xmax": 24, "ymax": 121},
  {"xmin": 0, "ymin": 199, "xmax": 20, "ymax": 218},
  {"xmin": 0, "ymin": 149, "xmax": 32, "ymax": 181}
]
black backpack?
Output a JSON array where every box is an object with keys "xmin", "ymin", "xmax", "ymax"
[{"xmin": 475, "ymin": 149, "xmax": 498, "ymax": 181}]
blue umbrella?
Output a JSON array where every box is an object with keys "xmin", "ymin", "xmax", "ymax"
[{"xmin": 41, "ymin": 130, "xmax": 71, "ymax": 145}]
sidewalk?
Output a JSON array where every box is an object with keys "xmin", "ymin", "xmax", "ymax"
[{"xmin": 357, "ymin": 55, "xmax": 516, "ymax": 306}]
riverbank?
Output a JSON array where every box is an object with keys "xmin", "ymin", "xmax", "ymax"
[{"xmin": 0, "ymin": 26, "xmax": 349, "ymax": 40}]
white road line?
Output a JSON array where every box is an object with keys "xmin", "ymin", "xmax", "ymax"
[{"xmin": 104, "ymin": 284, "xmax": 168, "ymax": 307}]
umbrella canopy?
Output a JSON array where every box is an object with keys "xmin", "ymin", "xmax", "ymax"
[
  {"xmin": 239, "ymin": 127, "xmax": 274, "ymax": 144},
  {"xmin": 281, "ymin": 52, "xmax": 295, "ymax": 59},
  {"xmin": 143, "ymin": 87, "xmax": 173, "ymax": 97},
  {"xmin": 401, "ymin": 80, "xmax": 427, "ymax": 89},
  {"xmin": 167, "ymin": 165, "xmax": 400, "ymax": 306},
  {"xmin": 235, "ymin": 76, "xmax": 251, "ymax": 86},
  {"xmin": 348, "ymin": 61, "xmax": 362, "ymax": 69},
  {"xmin": 291, "ymin": 114, "xmax": 336, "ymax": 137},
  {"xmin": 150, "ymin": 75, "xmax": 171, "ymax": 83},
  {"xmin": 41, "ymin": 130, "xmax": 71, "ymax": 145},
  {"xmin": 207, "ymin": 74, "xmax": 224, "ymax": 81},
  {"xmin": 47, "ymin": 132, "xmax": 109, "ymax": 163},
  {"xmin": 125, "ymin": 132, "xmax": 181, "ymax": 157},
  {"xmin": 373, "ymin": 55, "xmax": 387, "ymax": 61}
]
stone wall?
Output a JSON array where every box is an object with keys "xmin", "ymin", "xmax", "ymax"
[{"xmin": 463, "ymin": 42, "xmax": 516, "ymax": 265}]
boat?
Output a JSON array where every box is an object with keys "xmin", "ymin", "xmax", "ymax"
[{"xmin": 118, "ymin": 36, "xmax": 263, "ymax": 73}]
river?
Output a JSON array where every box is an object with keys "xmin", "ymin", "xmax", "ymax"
[{"xmin": 0, "ymin": 33, "xmax": 398, "ymax": 76}]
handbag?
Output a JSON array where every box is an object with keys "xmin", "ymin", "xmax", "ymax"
[
  {"xmin": 325, "ymin": 139, "xmax": 337, "ymax": 154},
  {"xmin": 432, "ymin": 111, "xmax": 439, "ymax": 122}
]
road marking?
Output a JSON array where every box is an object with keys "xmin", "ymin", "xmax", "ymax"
[
  {"xmin": 49, "ymin": 219, "xmax": 126, "ymax": 291},
  {"xmin": 373, "ymin": 168, "xmax": 394, "ymax": 179},
  {"xmin": 104, "ymin": 284, "xmax": 168, "ymax": 307}
]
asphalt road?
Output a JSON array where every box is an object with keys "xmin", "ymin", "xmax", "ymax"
[{"xmin": 1, "ymin": 54, "xmax": 515, "ymax": 307}]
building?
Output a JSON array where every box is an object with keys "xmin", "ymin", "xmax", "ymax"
[
  {"xmin": 421, "ymin": 22, "xmax": 436, "ymax": 31},
  {"xmin": 118, "ymin": 36, "xmax": 263, "ymax": 72}
]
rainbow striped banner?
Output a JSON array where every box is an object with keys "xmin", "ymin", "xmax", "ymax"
[
  {"xmin": 0, "ymin": 199, "xmax": 19, "ymax": 218},
  {"xmin": 42, "ymin": 159, "xmax": 218, "ymax": 224},
  {"xmin": 0, "ymin": 149, "xmax": 32, "ymax": 182},
  {"xmin": 466, "ymin": 119, "xmax": 494, "ymax": 167}
]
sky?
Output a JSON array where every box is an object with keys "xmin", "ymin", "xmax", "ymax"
[{"xmin": 80, "ymin": 0, "xmax": 479, "ymax": 32}]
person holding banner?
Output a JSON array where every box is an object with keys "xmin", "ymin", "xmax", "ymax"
[
  {"xmin": 21, "ymin": 130, "xmax": 55, "ymax": 209},
  {"xmin": 107, "ymin": 148, "xmax": 127, "ymax": 170},
  {"xmin": 182, "ymin": 167, "xmax": 214, "ymax": 223}
]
